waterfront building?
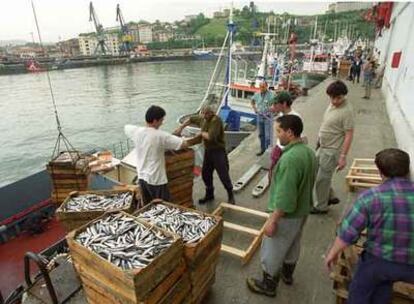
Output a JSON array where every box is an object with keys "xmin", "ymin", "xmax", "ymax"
[
  {"xmin": 78, "ymin": 31, "xmax": 121, "ymax": 56},
  {"xmin": 374, "ymin": 2, "xmax": 414, "ymax": 175},
  {"xmin": 138, "ymin": 25, "xmax": 153, "ymax": 44},
  {"xmin": 57, "ymin": 38, "xmax": 80, "ymax": 57},
  {"xmin": 184, "ymin": 15, "xmax": 198, "ymax": 23}
]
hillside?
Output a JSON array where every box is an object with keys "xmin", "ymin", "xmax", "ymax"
[{"xmin": 195, "ymin": 9, "xmax": 374, "ymax": 46}]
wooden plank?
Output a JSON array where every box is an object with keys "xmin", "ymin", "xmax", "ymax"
[
  {"xmin": 242, "ymin": 223, "xmax": 266, "ymax": 265},
  {"xmin": 346, "ymin": 175, "xmax": 382, "ymax": 182},
  {"xmin": 221, "ymin": 244, "xmax": 245, "ymax": 257},
  {"xmin": 223, "ymin": 221, "xmax": 261, "ymax": 236},
  {"xmin": 219, "ymin": 202, "xmax": 269, "ymax": 218}
]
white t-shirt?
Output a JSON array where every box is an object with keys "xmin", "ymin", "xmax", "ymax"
[
  {"xmin": 273, "ymin": 109, "xmax": 304, "ymax": 149},
  {"xmin": 124, "ymin": 125, "xmax": 184, "ymax": 185}
]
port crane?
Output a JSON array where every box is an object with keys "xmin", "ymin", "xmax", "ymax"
[
  {"xmin": 89, "ymin": 2, "xmax": 109, "ymax": 55},
  {"xmin": 116, "ymin": 4, "xmax": 133, "ymax": 54}
]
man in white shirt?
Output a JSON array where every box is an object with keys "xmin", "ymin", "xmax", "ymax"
[{"xmin": 124, "ymin": 105, "xmax": 199, "ymax": 204}]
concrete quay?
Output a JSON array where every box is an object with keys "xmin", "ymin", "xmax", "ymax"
[{"xmin": 195, "ymin": 77, "xmax": 396, "ymax": 304}]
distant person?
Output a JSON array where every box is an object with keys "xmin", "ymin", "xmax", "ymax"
[
  {"xmin": 331, "ymin": 56, "xmax": 338, "ymax": 78},
  {"xmin": 251, "ymin": 81, "xmax": 275, "ymax": 156},
  {"xmin": 178, "ymin": 105, "xmax": 235, "ymax": 205},
  {"xmin": 374, "ymin": 63, "xmax": 386, "ymax": 88},
  {"xmin": 362, "ymin": 59, "xmax": 375, "ymax": 99},
  {"xmin": 247, "ymin": 115, "xmax": 317, "ymax": 297},
  {"xmin": 124, "ymin": 105, "xmax": 198, "ymax": 204},
  {"xmin": 325, "ymin": 148, "xmax": 414, "ymax": 304},
  {"xmin": 311, "ymin": 80, "xmax": 354, "ymax": 214},
  {"xmin": 352, "ymin": 56, "xmax": 363, "ymax": 84}
]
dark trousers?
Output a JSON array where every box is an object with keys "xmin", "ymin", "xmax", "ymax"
[
  {"xmin": 202, "ymin": 147, "xmax": 233, "ymax": 195},
  {"xmin": 348, "ymin": 251, "xmax": 414, "ymax": 304},
  {"xmin": 138, "ymin": 179, "xmax": 170, "ymax": 205},
  {"xmin": 352, "ymin": 70, "xmax": 361, "ymax": 83}
]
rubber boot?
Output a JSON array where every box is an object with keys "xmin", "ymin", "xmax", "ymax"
[
  {"xmin": 227, "ymin": 189, "xmax": 236, "ymax": 205},
  {"xmin": 246, "ymin": 272, "xmax": 279, "ymax": 297},
  {"xmin": 198, "ymin": 187, "xmax": 214, "ymax": 204},
  {"xmin": 281, "ymin": 263, "xmax": 296, "ymax": 285}
]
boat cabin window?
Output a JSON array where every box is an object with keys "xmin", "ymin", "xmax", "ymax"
[
  {"xmin": 237, "ymin": 90, "xmax": 243, "ymax": 98},
  {"xmin": 245, "ymin": 91, "xmax": 254, "ymax": 99},
  {"xmin": 231, "ymin": 89, "xmax": 236, "ymax": 97}
]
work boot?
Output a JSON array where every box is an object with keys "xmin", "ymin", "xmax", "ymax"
[
  {"xmin": 246, "ymin": 272, "xmax": 279, "ymax": 297},
  {"xmin": 281, "ymin": 263, "xmax": 296, "ymax": 285},
  {"xmin": 198, "ymin": 188, "xmax": 214, "ymax": 205},
  {"xmin": 227, "ymin": 190, "xmax": 236, "ymax": 205}
]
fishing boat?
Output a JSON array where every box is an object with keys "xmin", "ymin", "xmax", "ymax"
[
  {"xmin": 179, "ymin": 11, "xmax": 285, "ymax": 152},
  {"xmin": 192, "ymin": 39, "xmax": 215, "ymax": 60}
]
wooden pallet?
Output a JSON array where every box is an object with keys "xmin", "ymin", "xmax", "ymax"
[
  {"xmin": 212, "ymin": 203, "xmax": 269, "ymax": 265},
  {"xmin": 346, "ymin": 158, "xmax": 382, "ymax": 192},
  {"xmin": 331, "ymin": 244, "xmax": 414, "ymax": 304}
]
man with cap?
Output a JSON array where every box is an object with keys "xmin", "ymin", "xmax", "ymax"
[
  {"xmin": 270, "ymin": 90, "xmax": 307, "ymax": 147},
  {"xmin": 177, "ymin": 105, "xmax": 235, "ymax": 205},
  {"xmin": 251, "ymin": 81, "xmax": 275, "ymax": 156}
]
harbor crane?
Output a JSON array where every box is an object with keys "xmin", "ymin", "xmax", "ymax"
[
  {"xmin": 116, "ymin": 4, "xmax": 133, "ymax": 54},
  {"xmin": 89, "ymin": 2, "xmax": 109, "ymax": 55}
]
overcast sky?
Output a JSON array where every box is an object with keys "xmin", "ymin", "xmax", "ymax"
[{"xmin": 0, "ymin": 0, "xmax": 331, "ymax": 42}]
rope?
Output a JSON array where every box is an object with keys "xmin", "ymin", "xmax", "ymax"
[{"xmin": 31, "ymin": 0, "xmax": 78, "ymax": 161}]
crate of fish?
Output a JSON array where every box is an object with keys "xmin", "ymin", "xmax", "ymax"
[
  {"xmin": 134, "ymin": 200, "xmax": 223, "ymax": 303},
  {"xmin": 67, "ymin": 211, "xmax": 187, "ymax": 304},
  {"xmin": 56, "ymin": 189, "xmax": 140, "ymax": 232}
]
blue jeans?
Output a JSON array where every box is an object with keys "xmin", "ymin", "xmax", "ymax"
[
  {"xmin": 348, "ymin": 251, "xmax": 414, "ymax": 304},
  {"xmin": 257, "ymin": 114, "xmax": 272, "ymax": 152}
]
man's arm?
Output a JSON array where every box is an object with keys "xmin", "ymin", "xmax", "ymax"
[
  {"xmin": 264, "ymin": 209, "xmax": 285, "ymax": 237},
  {"xmin": 173, "ymin": 119, "xmax": 191, "ymax": 136},
  {"xmin": 179, "ymin": 134, "xmax": 202, "ymax": 149},
  {"xmin": 324, "ymin": 237, "xmax": 348, "ymax": 271},
  {"xmin": 337, "ymin": 129, "xmax": 353, "ymax": 171},
  {"xmin": 251, "ymin": 98, "xmax": 258, "ymax": 113}
]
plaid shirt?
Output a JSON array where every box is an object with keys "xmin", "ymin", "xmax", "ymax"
[{"xmin": 338, "ymin": 178, "xmax": 414, "ymax": 265}]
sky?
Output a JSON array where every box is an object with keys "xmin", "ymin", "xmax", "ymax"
[{"xmin": 0, "ymin": 0, "xmax": 331, "ymax": 42}]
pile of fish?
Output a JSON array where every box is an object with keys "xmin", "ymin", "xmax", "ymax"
[
  {"xmin": 75, "ymin": 213, "xmax": 174, "ymax": 270},
  {"xmin": 63, "ymin": 192, "xmax": 133, "ymax": 212},
  {"xmin": 136, "ymin": 204, "xmax": 217, "ymax": 244}
]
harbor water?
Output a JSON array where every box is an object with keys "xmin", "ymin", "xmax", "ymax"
[{"xmin": 0, "ymin": 60, "xmax": 215, "ymax": 187}]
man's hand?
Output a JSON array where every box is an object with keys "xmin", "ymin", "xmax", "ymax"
[
  {"xmin": 201, "ymin": 131, "xmax": 209, "ymax": 140},
  {"xmin": 336, "ymin": 154, "xmax": 347, "ymax": 171},
  {"xmin": 264, "ymin": 218, "xmax": 278, "ymax": 237},
  {"xmin": 324, "ymin": 251, "xmax": 338, "ymax": 272}
]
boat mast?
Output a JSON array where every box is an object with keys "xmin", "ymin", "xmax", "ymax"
[
  {"xmin": 255, "ymin": 34, "xmax": 270, "ymax": 86},
  {"xmin": 224, "ymin": 6, "xmax": 235, "ymax": 108}
]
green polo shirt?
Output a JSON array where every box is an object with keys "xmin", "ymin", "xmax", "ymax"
[
  {"xmin": 190, "ymin": 114, "xmax": 225, "ymax": 150},
  {"xmin": 268, "ymin": 141, "xmax": 317, "ymax": 218}
]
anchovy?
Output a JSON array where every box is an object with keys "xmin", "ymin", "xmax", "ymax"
[
  {"xmin": 75, "ymin": 213, "xmax": 174, "ymax": 270},
  {"xmin": 136, "ymin": 204, "xmax": 217, "ymax": 244},
  {"xmin": 63, "ymin": 192, "xmax": 133, "ymax": 212}
]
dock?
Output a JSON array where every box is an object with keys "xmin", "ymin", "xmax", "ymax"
[
  {"xmin": 23, "ymin": 77, "xmax": 396, "ymax": 304},
  {"xmin": 194, "ymin": 77, "xmax": 396, "ymax": 303}
]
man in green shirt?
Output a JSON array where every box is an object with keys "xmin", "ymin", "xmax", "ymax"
[
  {"xmin": 247, "ymin": 115, "xmax": 317, "ymax": 297},
  {"xmin": 177, "ymin": 105, "xmax": 235, "ymax": 205}
]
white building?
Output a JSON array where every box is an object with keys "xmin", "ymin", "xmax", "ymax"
[
  {"xmin": 78, "ymin": 32, "xmax": 121, "ymax": 56},
  {"xmin": 374, "ymin": 2, "xmax": 414, "ymax": 175},
  {"xmin": 138, "ymin": 25, "xmax": 153, "ymax": 44},
  {"xmin": 329, "ymin": 2, "xmax": 373, "ymax": 13}
]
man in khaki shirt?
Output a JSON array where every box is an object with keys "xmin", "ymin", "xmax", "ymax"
[{"xmin": 311, "ymin": 80, "xmax": 354, "ymax": 214}]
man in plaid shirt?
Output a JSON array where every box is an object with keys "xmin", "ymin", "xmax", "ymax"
[{"xmin": 325, "ymin": 148, "xmax": 414, "ymax": 304}]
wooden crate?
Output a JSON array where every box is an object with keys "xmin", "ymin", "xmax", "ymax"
[
  {"xmin": 346, "ymin": 158, "xmax": 382, "ymax": 192},
  {"xmin": 134, "ymin": 201, "xmax": 223, "ymax": 303},
  {"xmin": 212, "ymin": 203, "xmax": 269, "ymax": 265},
  {"xmin": 166, "ymin": 149, "xmax": 195, "ymax": 207},
  {"xmin": 67, "ymin": 211, "xmax": 185, "ymax": 304},
  {"xmin": 331, "ymin": 245, "xmax": 414, "ymax": 304},
  {"xmin": 56, "ymin": 189, "xmax": 141, "ymax": 232},
  {"xmin": 48, "ymin": 151, "xmax": 92, "ymax": 205}
]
